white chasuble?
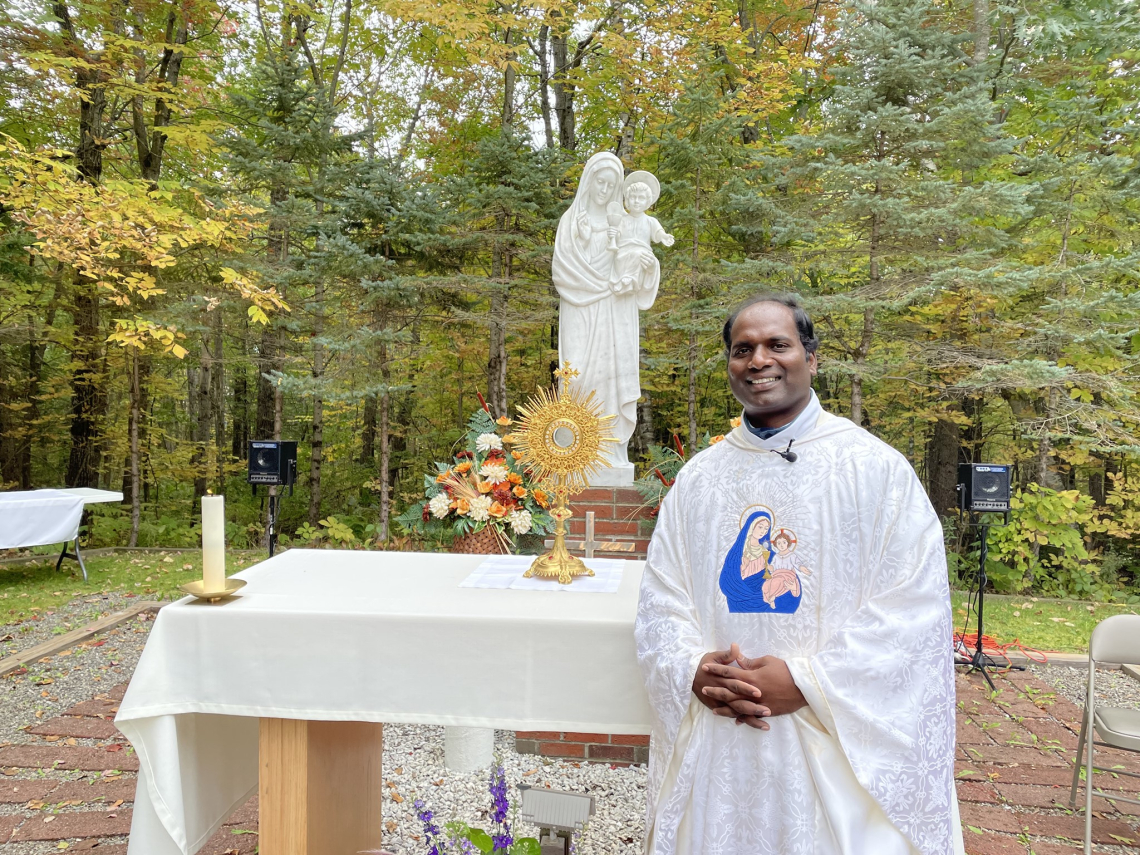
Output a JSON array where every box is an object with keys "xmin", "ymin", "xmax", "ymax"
[{"xmin": 635, "ymin": 395, "xmax": 964, "ymax": 855}]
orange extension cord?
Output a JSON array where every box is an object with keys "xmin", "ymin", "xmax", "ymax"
[{"xmin": 953, "ymin": 631, "xmax": 1050, "ymax": 669}]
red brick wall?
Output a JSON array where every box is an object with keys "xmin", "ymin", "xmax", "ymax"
[
  {"xmin": 514, "ymin": 731, "xmax": 650, "ymax": 766},
  {"xmin": 560, "ymin": 486, "xmax": 654, "ymax": 560}
]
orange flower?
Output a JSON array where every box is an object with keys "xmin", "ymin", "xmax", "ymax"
[
  {"xmin": 513, "ymin": 486, "xmax": 527, "ymax": 499},
  {"xmin": 511, "ymin": 451, "xmax": 524, "ymax": 461},
  {"xmin": 455, "ymin": 461, "xmax": 473, "ymax": 474},
  {"xmin": 478, "ymin": 480, "xmax": 493, "ymax": 494},
  {"xmin": 435, "ymin": 469, "xmax": 452, "ymax": 482},
  {"xmin": 501, "ymin": 433, "xmax": 518, "ymax": 444},
  {"xmin": 710, "ymin": 435, "xmax": 725, "ymax": 444},
  {"xmin": 455, "ymin": 498, "xmax": 471, "ymax": 515},
  {"xmin": 534, "ymin": 489, "xmax": 550, "ymax": 509},
  {"xmin": 496, "ymin": 416, "xmax": 513, "ymax": 427},
  {"xmin": 488, "ymin": 501, "xmax": 509, "ymax": 518},
  {"xmin": 508, "ymin": 472, "xmax": 522, "ymax": 485},
  {"xmin": 730, "ymin": 416, "xmax": 742, "ymax": 428}
]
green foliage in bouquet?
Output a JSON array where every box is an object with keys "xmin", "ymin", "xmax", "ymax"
[
  {"xmin": 396, "ymin": 407, "xmax": 555, "ymax": 547},
  {"xmin": 634, "ymin": 429, "xmax": 731, "ymax": 518}
]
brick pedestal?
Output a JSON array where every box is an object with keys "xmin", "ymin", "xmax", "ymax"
[
  {"xmin": 515, "ymin": 731, "xmax": 650, "ymax": 766},
  {"xmin": 555, "ymin": 486, "xmax": 654, "ymax": 560}
]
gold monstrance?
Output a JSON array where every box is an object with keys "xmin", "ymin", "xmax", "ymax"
[{"xmin": 513, "ymin": 363, "xmax": 616, "ymax": 584}]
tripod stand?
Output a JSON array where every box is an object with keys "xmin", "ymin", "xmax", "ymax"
[{"xmin": 960, "ymin": 513, "xmax": 1023, "ymax": 691}]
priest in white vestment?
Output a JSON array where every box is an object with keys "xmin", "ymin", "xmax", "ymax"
[{"xmin": 635, "ymin": 295, "xmax": 964, "ymax": 855}]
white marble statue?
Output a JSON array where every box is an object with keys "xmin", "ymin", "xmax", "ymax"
[{"xmin": 553, "ymin": 154, "xmax": 673, "ymax": 484}]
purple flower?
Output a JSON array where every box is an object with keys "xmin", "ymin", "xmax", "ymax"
[{"xmin": 488, "ymin": 765, "xmax": 513, "ymax": 853}]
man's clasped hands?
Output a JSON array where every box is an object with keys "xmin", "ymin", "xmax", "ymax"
[{"xmin": 692, "ymin": 643, "xmax": 807, "ymax": 730}]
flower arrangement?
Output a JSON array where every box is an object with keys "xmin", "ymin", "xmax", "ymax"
[
  {"xmin": 396, "ymin": 405, "xmax": 554, "ymax": 550},
  {"xmin": 634, "ymin": 419, "xmax": 738, "ymax": 518},
  {"xmin": 413, "ymin": 764, "xmax": 547, "ymax": 855}
]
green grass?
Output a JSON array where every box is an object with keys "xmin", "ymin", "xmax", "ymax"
[
  {"xmin": 0, "ymin": 550, "xmax": 264, "ymax": 622},
  {"xmin": 950, "ymin": 590, "xmax": 1140, "ymax": 654}
]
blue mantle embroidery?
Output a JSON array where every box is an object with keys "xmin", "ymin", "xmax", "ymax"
[{"xmin": 719, "ymin": 508, "xmax": 803, "ymax": 614}]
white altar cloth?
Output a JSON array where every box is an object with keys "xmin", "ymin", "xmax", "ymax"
[
  {"xmin": 459, "ymin": 554, "xmax": 626, "ymax": 592},
  {"xmin": 115, "ymin": 549, "xmax": 650, "ymax": 855}
]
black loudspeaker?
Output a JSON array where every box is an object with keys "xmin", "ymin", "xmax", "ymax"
[
  {"xmin": 957, "ymin": 463, "xmax": 1011, "ymax": 513},
  {"xmin": 248, "ymin": 440, "xmax": 297, "ymax": 487}
]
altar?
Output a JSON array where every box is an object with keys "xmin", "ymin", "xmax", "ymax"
[{"xmin": 115, "ymin": 549, "xmax": 651, "ymax": 855}]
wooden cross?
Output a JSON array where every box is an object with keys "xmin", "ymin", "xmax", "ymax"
[{"xmin": 560, "ymin": 512, "xmax": 636, "ymax": 558}]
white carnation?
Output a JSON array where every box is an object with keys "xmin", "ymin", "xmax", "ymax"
[
  {"xmin": 478, "ymin": 462, "xmax": 509, "ymax": 485},
  {"xmin": 508, "ymin": 508, "xmax": 533, "ymax": 535},
  {"xmin": 468, "ymin": 496, "xmax": 493, "ymax": 522},
  {"xmin": 428, "ymin": 492, "xmax": 451, "ymax": 519},
  {"xmin": 476, "ymin": 433, "xmax": 503, "ymax": 452}
]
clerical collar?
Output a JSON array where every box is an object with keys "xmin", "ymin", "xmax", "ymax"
[
  {"xmin": 743, "ymin": 414, "xmax": 789, "ymax": 440},
  {"xmin": 739, "ymin": 391, "xmax": 822, "ymax": 450}
]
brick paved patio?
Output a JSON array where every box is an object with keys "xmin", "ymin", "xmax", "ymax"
[{"xmin": 0, "ymin": 669, "xmax": 1137, "ymax": 853}]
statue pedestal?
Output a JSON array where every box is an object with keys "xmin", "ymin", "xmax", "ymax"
[{"xmin": 588, "ymin": 462, "xmax": 636, "ymax": 487}]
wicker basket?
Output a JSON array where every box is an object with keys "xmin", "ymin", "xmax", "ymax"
[{"xmin": 450, "ymin": 526, "xmax": 509, "ymax": 555}]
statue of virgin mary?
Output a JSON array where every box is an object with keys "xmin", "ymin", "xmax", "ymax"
[{"xmin": 552, "ymin": 152, "xmax": 662, "ymax": 484}]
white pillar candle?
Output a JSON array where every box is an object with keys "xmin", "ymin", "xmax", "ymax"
[{"xmin": 201, "ymin": 495, "xmax": 226, "ymax": 591}]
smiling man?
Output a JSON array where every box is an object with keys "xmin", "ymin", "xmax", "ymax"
[{"xmin": 635, "ymin": 294, "xmax": 963, "ymax": 855}]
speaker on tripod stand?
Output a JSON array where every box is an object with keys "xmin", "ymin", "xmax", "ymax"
[{"xmin": 956, "ymin": 463, "xmax": 1017, "ymax": 690}]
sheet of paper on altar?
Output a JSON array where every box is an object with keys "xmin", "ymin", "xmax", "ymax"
[{"xmin": 459, "ymin": 554, "xmax": 625, "ymax": 593}]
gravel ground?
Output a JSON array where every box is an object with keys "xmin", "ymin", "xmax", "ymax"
[
  {"xmin": 0, "ymin": 589, "xmax": 147, "ymax": 660},
  {"xmin": 0, "ymin": 603, "xmax": 152, "ymax": 745},
  {"xmin": 379, "ymin": 727, "xmax": 646, "ymax": 855},
  {"xmin": 1031, "ymin": 662, "xmax": 1140, "ymax": 712}
]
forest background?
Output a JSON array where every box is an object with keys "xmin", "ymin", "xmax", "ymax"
[{"xmin": 1, "ymin": 0, "xmax": 1139, "ymax": 602}]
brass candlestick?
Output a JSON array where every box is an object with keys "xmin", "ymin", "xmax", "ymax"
[{"xmin": 514, "ymin": 363, "xmax": 616, "ymax": 584}]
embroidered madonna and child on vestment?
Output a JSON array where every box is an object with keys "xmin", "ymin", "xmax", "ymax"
[{"xmin": 635, "ymin": 295, "xmax": 964, "ymax": 855}]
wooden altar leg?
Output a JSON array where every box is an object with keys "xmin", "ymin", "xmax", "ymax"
[{"xmin": 259, "ymin": 718, "xmax": 384, "ymax": 855}]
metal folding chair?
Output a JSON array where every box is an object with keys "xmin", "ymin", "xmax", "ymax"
[{"xmin": 1068, "ymin": 614, "xmax": 1140, "ymax": 854}]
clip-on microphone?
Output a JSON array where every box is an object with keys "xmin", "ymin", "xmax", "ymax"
[{"xmin": 771, "ymin": 439, "xmax": 797, "ymax": 463}]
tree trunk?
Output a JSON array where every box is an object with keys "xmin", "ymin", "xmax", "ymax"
[
  {"xmin": 128, "ymin": 349, "xmax": 141, "ymax": 546},
  {"xmin": 265, "ymin": 381, "xmax": 283, "ymax": 549},
  {"xmin": 232, "ymin": 321, "xmax": 250, "ymax": 459},
  {"xmin": 633, "ymin": 344, "xmax": 655, "ymax": 458},
  {"xmin": 551, "ymin": 13, "xmax": 576, "ymax": 150},
  {"xmin": 487, "ymin": 213, "xmax": 509, "ymax": 418},
  {"xmin": 688, "ymin": 165, "xmax": 700, "ymax": 450},
  {"xmin": 537, "ymin": 25, "xmax": 554, "ymax": 148},
  {"xmin": 0, "ymin": 350, "xmax": 17, "ymax": 487},
  {"xmin": 213, "ymin": 309, "xmax": 226, "ymax": 491},
  {"xmin": 972, "ymin": 0, "xmax": 990, "ymax": 66},
  {"xmin": 191, "ymin": 338, "xmax": 212, "ymax": 510},
  {"xmin": 378, "ymin": 342, "xmax": 392, "ymax": 543},
  {"xmin": 502, "ymin": 28, "xmax": 516, "ymax": 130},
  {"xmin": 925, "ymin": 415, "xmax": 961, "ymax": 514},
  {"xmin": 308, "ymin": 356, "xmax": 324, "ymax": 526},
  {"xmin": 361, "ymin": 393, "xmax": 377, "ymax": 462},
  {"xmin": 65, "ymin": 280, "xmax": 104, "ymax": 488}
]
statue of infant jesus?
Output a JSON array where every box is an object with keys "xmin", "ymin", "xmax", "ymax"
[{"xmin": 606, "ymin": 171, "xmax": 675, "ymax": 294}]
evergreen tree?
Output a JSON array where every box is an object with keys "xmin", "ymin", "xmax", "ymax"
[{"xmin": 747, "ymin": 0, "xmax": 1029, "ymax": 508}]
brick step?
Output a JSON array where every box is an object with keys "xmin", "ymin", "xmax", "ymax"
[{"xmin": 542, "ymin": 539, "xmax": 650, "ymax": 559}]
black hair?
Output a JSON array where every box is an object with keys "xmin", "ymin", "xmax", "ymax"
[{"xmin": 722, "ymin": 293, "xmax": 819, "ymax": 356}]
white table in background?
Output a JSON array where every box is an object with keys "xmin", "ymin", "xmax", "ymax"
[
  {"xmin": 0, "ymin": 487, "xmax": 123, "ymax": 580},
  {"xmin": 115, "ymin": 549, "xmax": 651, "ymax": 855}
]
